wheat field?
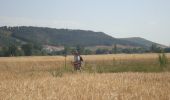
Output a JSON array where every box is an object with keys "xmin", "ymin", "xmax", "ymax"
[{"xmin": 0, "ymin": 54, "xmax": 170, "ymax": 100}]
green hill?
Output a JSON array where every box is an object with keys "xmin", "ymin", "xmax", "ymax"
[
  {"xmin": 119, "ymin": 37, "xmax": 166, "ymax": 48},
  {"xmin": 0, "ymin": 26, "xmax": 165, "ymax": 48}
]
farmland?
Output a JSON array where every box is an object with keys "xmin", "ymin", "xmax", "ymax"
[{"xmin": 0, "ymin": 53, "xmax": 170, "ymax": 100}]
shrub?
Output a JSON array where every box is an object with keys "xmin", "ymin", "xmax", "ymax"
[{"xmin": 158, "ymin": 52, "xmax": 168, "ymax": 68}]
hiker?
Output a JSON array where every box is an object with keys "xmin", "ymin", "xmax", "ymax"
[{"xmin": 72, "ymin": 51, "xmax": 83, "ymax": 71}]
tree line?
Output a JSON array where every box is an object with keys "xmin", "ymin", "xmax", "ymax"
[
  {"xmin": 0, "ymin": 43, "xmax": 46, "ymax": 57},
  {"xmin": 0, "ymin": 43, "xmax": 170, "ymax": 57},
  {"xmin": 47, "ymin": 44, "xmax": 170, "ymax": 55}
]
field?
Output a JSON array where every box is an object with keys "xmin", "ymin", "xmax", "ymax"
[{"xmin": 0, "ymin": 53, "xmax": 170, "ymax": 100}]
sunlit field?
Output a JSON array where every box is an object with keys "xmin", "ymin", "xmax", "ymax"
[
  {"xmin": 0, "ymin": 53, "xmax": 170, "ymax": 100},
  {"xmin": 0, "ymin": 53, "xmax": 170, "ymax": 72}
]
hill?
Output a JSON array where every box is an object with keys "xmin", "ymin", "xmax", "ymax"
[
  {"xmin": 119, "ymin": 37, "xmax": 166, "ymax": 48},
  {"xmin": 0, "ymin": 26, "xmax": 165, "ymax": 48}
]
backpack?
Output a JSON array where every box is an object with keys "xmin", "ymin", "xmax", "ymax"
[{"xmin": 80, "ymin": 56, "xmax": 83, "ymax": 62}]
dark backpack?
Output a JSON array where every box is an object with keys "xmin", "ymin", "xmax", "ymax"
[{"xmin": 80, "ymin": 56, "xmax": 83, "ymax": 62}]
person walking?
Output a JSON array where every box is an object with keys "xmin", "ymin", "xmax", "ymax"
[{"xmin": 72, "ymin": 50, "xmax": 83, "ymax": 71}]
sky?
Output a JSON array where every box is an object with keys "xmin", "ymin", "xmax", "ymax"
[{"xmin": 0, "ymin": 0, "xmax": 170, "ymax": 46}]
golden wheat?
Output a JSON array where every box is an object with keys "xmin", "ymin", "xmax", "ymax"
[
  {"xmin": 0, "ymin": 54, "xmax": 170, "ymax": 100},
  {"xmin": 0, "ymin": 53, "xmax": 169, "ymax": 72},
  {"xmin": 0, "ymin": 72, "xmax": 170, "ymax": 100}
]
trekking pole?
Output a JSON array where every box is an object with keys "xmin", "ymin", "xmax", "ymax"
[{"xmin": 64, "ymin": 54, "xmax": 67, "ymax": 69}]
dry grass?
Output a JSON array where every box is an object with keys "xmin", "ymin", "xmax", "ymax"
[
  {"xmin": 0, "ymin": 53, "xmax": 169, "ymax": 72},
  {"xmin": 0, "ymin": 53, "xmax": 170, "ymax": 100},
  {"xmin": 0, "ymin": 72, "xmax": 170, "ymax": 100}
]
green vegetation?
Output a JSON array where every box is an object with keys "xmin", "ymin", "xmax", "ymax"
[
  {"xmin": 120, "ymin": 37, "xmax": 164, "ymax": 48},
  {"xmin": 0, "ymin": 26, "xmax": 165, "ymax": 47},
  {"xmin": 158, "ymin": 52, "xmax": 168, "ymax": 68},
  {"xmin": 47, "ymin": 57, "xmax": 170, "ymax": 77},
  {"xmin": 0, "ymin": 26, "xmax": 116, "ymax": 46},
  {"xmin": 0, "ymin": 45, "xmax": 23, "ymax": 56},
  {"xmin": 83, "ymin": 60, "xmax": 166, "ymax": 73},
  {"xmin": 0, "ymin": 43, "xmax": 169, "ymax": 57},
  {"xmin": 0, "ymin": 43, "xmax": 46, "ymax": 57},
  {"xmin": 0, "ymin": 26, "xmax": 169, "ymax": 57}
]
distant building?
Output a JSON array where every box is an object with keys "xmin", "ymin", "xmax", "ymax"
[{"xmin": 43, "ymin": 45, "xmax": 64, "ymax": 53}]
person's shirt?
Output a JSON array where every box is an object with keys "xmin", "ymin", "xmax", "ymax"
[{"xmin": 74, "ymin": 55, "xmax": 80, "ymax": 62}]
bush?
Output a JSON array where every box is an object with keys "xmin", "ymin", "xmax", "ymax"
[{"xmin": 158, "ymin": 52, "xmax": 168, "ymax": 68}]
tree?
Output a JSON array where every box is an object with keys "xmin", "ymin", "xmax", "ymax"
[
  {"xmin": 1, "ymin": 46, "xmax": 8, "ymax": 56},
  {"xmin": 3, "ymin": 45, "xmax": 23, "ymax": 56},
  {"xmin": 76, "ymin": 45, "xmax": 84, "ymax": 54},
  {"xmin": 0, "ymin": 47, "xmax": 3, "ymax": 56},
  {"xmin": 164, "ymin": 48, "xmax": 170, "ymax": 53},
  {"xmin": 33, "ymin": 43, "xmax": 43, "ymax": 50},
  {"xmin": 122, "ymin": 48, "xmax": 132, "ymax": 54},
  {"xmin": 84, "ymin": 49, "xmax": 93, "ymax": 55},
  {"xmin": 63, "ymin": 45, "xmax": 71, "ymax": 56},
  {"xmin": 150, "ymin": 44, "xmax": 162, "ymax": 53},
  {"xmin": 112, "ymin": 44, "xmax": 117, "ymax": 54},
  {"xmin": 96, "ymin": 48, "xmax": 109, "ymax": 54},
  {"xmin": 8, "ymin": 45, "xmax": 18, "ymax": 56},
  {"xmin": 21, "ymin": 44, "xmax": 33, "ymax": 56}
]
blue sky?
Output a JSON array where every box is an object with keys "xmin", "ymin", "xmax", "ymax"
[{"xmin": 0, "ymin": 0, "xmax": 170, "ymax": 45}]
